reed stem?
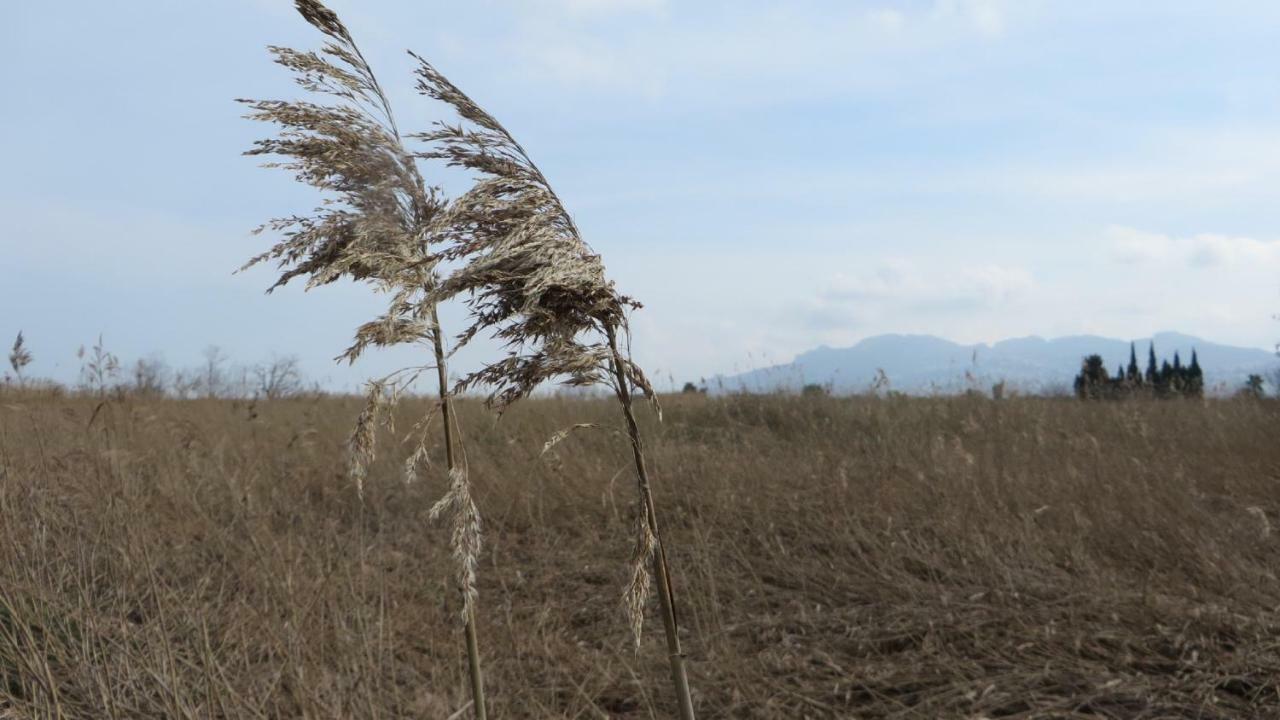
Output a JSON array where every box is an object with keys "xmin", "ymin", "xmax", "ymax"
[
  {"xmin": 606, "ymin": 324, "xmax": 695, "ymax": 720},
  {"xmin": 433, "ymin": 308, "xmax": 488, "ymax": 720}
]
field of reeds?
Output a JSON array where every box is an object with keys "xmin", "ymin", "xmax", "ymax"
[{"xmin": 3, "ymin": 389, "xmax": 1279, "ymax": 718}]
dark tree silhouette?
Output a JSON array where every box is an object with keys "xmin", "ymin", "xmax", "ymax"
[
  {"xmin": 1187, "ymin": 350, "xmax": 1204, "ymax": 397},
  {"xmin": 1075, "ymin": 343, "xmax": 1204, "ymax": 401},
  {"xmin": 1241, "ymin": 374, "xmax": 1265, "ymax": 399},
  {"xmin": 1074, "ymin": 355, "xmax": 1113, "ymax": 399}
]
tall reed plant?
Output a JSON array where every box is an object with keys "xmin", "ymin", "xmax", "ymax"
[
  {"xmin": 242, "ymin": 2, "xmax": 697, "ymax": 716},
  {"xmin": 239, "ymin": 1, "xmax": 487, "ymax": 715},
  {"xmin": 411, "ymin": 54, "xmax": 698, "ymax": 720}
]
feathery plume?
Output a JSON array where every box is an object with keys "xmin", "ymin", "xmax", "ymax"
[
  {"xmin": 540, "ymin": 423, "xmax": 601, "ymax": 456},
  {"xmin": 348, "ymin": 381, "xmax": 386, "ymax": 499},
  {"xmin": 430, "ymin": 467, "xmax": 483, "ymax": 621},
  {"xmin": 8, "ymin": 332, "xmax": 32, "ymax": 380},
  {"xmin": 408, "ymin": 50, "xmax": 694, "ymax": 719},
  {"xmin": 239, "ymin": 0, "xmax": 440, "ymax": 364},
  {"xmin": 408, "ymin": 55, "xmax": 658, "ymax": 414},
  {"xmin": 624, "ymin": 506, "xmax": 657, "ymax": 648},
  {"xmin": 242, "ymin": 4, "xmax": 491, "ymax": 716}
]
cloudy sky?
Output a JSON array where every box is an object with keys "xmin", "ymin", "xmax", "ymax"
[{"xmin": 5, "ymin": 0, "xmax": 1280, "ymax": 390}]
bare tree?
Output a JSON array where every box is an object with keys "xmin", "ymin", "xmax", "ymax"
[
  {"xmin": 254, "ymin": 355, "xmax": 304, "ymax": 399},
  {"xmin": 131, "ymin": 356, "xmax": 170, "ymax": 397},
  {"xmin": 199, "ymin": 345, "xmax": 229, "ymax": 399},
  {"xmin": 170, "ymin": 369, "xmax": 196, "ymax": 399}
]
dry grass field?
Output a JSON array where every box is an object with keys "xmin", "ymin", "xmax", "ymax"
[{"xmin": 2, "ymin": 390, "xmax": 1280, "ymax": 718}]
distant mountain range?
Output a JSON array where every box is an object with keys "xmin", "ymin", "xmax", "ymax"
[{"xmin": 717, "ymin": 332, "xmax": 1278, "ymax": 395}]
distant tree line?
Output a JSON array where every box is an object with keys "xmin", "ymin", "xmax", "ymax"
[
  {"xmin": 3, "ymin": 332, "xmax": 311, "ymax": 400},
  {"xmin": 1074, "ymin": 342, "xmax": 1204, "ymax": 400}
]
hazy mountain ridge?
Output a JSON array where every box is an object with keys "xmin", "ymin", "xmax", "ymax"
[{"xmin": 720, "ymin": 332, "xmax": 1278, "ymax": 395}]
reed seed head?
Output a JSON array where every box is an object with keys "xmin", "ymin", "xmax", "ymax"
[
  {"xmin": 430, "ymin": 466, "xmax": 483, "ymax": 621},
  {"xmin": 348, "ymin": 381, "xmax": 387, "ymax": 498},
  {"xmin": 408, "ymin": 54, "xmax": 658, "ymax": 412},
  {"xmin": 624, "ymin": 507, "xmax": 657, "ymax": 650},
  {"xmin": 240, "ymin": 0, "xmax": 444, "ymax": 371},
  {"xmin": 9, "ymin": 332, "xmax": 31, "ymax": 377}
]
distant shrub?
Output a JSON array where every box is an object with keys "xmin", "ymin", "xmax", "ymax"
[
  {"xmin": 1240, "ymin": 374, "xmax": 1266, "ymax": 400},
  {"xmin": 802, "ymin": 383, "xmax": 829, "ymax": 398}
]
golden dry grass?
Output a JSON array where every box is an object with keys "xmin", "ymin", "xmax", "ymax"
[{"xmin": 2, "ymin": 390, "xmax": 1280, "ymax": 718}]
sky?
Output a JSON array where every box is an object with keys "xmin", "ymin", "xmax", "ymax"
[{"xmin": 4, "ymin": 0, "xmax": 1280, "ymax": 391}]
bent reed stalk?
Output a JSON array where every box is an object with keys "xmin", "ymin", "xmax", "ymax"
[
  {"xmin": 429, "ymin": 307, "xmax": 486, "ymax": 719},
  {"xmin": 239, "ymin": 1, "xmax": 487, "ymax": 716},
  {"xmin": 605, "ymin": 324, "xmax": 696, "ymax": 720},
  {"xmin": 409, "ymin": 50, "xmax": 699, "ymax": 719}
]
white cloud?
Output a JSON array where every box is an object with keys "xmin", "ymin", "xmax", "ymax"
[
  {"xmin": 763, "ymin": 226, "xmax": 1280, "ymax": 359},
  {"xmin": 997, "ymin": 127, "xmax": 1280, "ymax": 204},
  {"xmin": 964, "ymin": 264, "xmax": 1036, "ymax": 301},
  {"xmin": 813, "ymin": 260, "xmax": 1034, "ymax": 335},
  {"xmin": 769, "ymin": 256, "xmax": 1055, "ymax": 352},
  {"xmin": 1189, "ymin": 233, "xmax": 1280, "ymax": 267},
  {"xmin": 1107, "ymin": 225, "xmax": 1280, "ymax": 269}
]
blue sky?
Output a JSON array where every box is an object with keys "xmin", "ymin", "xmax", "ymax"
[{"xmin": 5, "ymin": 0, "xmax": 1280, "ymax": 390}]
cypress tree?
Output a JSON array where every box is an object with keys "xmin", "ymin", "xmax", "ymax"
[
  {"xmin": 1146, "ymin": 342, "xmax": 1158, "ymax": 385},
  {"xmin": 1127, "ymin": 342, "xmax": 1141, "ymax": 384},
  {"xmin": 1187, "ymin": 349, "xmax": 1204, "ymax": 398}
]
